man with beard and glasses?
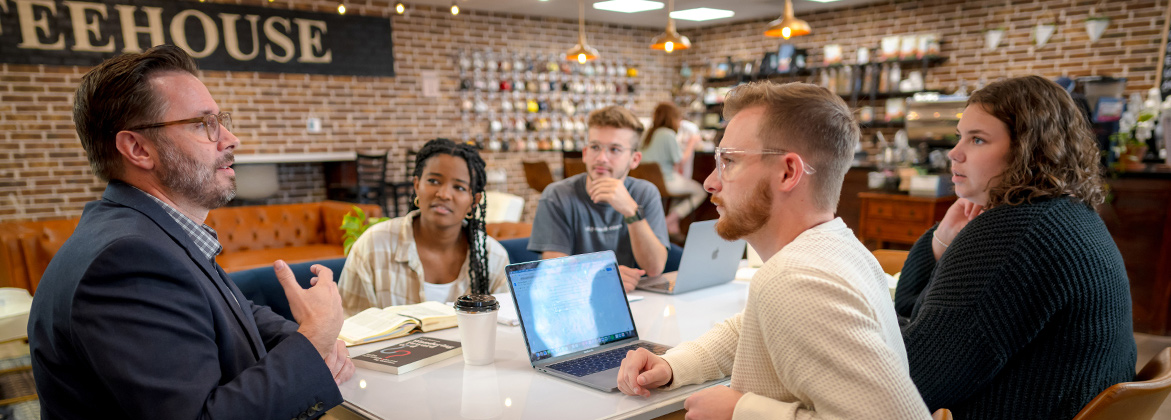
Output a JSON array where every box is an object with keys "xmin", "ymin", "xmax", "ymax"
[
  {"xmin": 615, "ymin": 82, "xmax": 930, "ymax": 420},
  {"xmin": 28, "ymin": 45, "xmax": 353, "ymax": 420},
  {"xmin": 528, "ymin": 105, "xmax": 669, "ymax": 292}
]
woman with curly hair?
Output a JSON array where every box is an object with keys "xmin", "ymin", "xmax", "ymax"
[
  {"xmin": 895, "ymin": 75, "xmax": 1136, "ymax": 419},
  {"xmin": 339, "ymin": 139, "xmax": 509, "ymax": 316}
]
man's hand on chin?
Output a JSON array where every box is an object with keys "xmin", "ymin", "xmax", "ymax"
[{"xmin": 587, "ymin": 177, "xmax": 638, "ymax": 217}]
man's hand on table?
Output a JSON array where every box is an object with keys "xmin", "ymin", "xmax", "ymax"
[
  {"xmin": 617, "ymin": 347, "xmax": 673, "ymax": 397},
  {"xmin": 683, "ymin": 385, "xmax": 742, "ymax": 420},
  {"xmin": 618, "ymin": 265, "xmax": 645, "ymax": 292}
]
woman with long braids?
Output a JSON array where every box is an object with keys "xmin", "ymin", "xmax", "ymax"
[{"xmin": 339, "ymin": 138, "xmax": 509, "ymax": 316}]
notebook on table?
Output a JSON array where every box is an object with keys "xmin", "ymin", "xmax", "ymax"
[
  {"xmin": 637, "ymin": 220, "xmax": 747, "ymax": 295},
  {"xmin": 505, "ymin": 251, "xmax": 670, "ymax": 392}
]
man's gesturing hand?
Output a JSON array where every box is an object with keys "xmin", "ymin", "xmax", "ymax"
[{"xmin": 274, "ymin": 260, "xmax": 346, "ymax": 360}]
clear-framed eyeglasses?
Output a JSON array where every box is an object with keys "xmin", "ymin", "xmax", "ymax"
[
  {"xmin": 714, "ymin": 147, "xmax": 816, "ymax": 180},
  {"xmin": 125, "ymin": 112, "xmax": 233, "ymax": 143},
  {"xmin": 585, "ymin": 141, "xmax": 633, "ymax": 159}
]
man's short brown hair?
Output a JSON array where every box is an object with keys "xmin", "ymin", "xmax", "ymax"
[
  {"xmin": 73, "ymin": 45, "xmax": 198, "ymax": 182},
  {"xmin": 723, "ymin": 82, "xmax": 859, "ymax": 212},
  {"xmin": 588, "ymin": 106, "xmax": 645, "ymax": 149}
]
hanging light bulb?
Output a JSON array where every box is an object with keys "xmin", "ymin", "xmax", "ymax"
[
  {"xmin": 395, "ymin": 2, "xmax": 405, "ymax": 14},
  {"xmin": 450, "ymin": 2, "xmax": 459, "ymax": 15},
  {"xmin": 565, "ymin": 0, "xmax": 599, "ymax": 63},
  {"xmin": 764, "ymin": 0, "xmax": 810, "ymax": 39},
  {"xmin": 650, "ymin": 0, "xmax": 690, "ymax": 53},
  {"xmin": 337, "ymin": 2, "xmax": 346, "ymax": 15}
]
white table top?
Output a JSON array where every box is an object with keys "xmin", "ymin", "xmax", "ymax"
[{"xmin": 339, "ymin": 280, "xmax": 751, "ymax": 420}]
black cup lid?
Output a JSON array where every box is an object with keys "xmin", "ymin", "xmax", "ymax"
[{"xmin": 454, "ymin": 294, "xmax": 499, "ymax": 312}]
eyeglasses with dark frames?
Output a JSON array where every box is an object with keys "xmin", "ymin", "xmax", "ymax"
[{"xmin": 124, "ymin": 112, "xmax": 233, "ymax": 143}]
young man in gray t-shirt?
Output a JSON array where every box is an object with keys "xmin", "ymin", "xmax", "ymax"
[{"xmin": 528, "ymin": 106, "xmax": 670, "ymax": 292}]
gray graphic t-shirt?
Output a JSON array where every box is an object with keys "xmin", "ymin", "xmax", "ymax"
[{"xmin": 528, "ymin": 173, "xmax": 669, "ymax": 268}]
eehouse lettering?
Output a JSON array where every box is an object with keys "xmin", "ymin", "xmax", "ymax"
[{"xmin": 0, "ymin": 0, "xmax": 332, "ymax": 64}]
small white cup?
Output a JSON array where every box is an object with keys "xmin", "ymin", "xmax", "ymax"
[{"xmin": 455, "ymin": 294, "xmax": 500, "ymax": 366}]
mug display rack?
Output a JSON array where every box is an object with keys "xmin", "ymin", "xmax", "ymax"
[{"xmin": 455, "ymin": 49, "xmax": 641, "ymax": 153}]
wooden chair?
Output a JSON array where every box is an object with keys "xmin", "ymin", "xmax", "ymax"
[
  {"xmin": 629, "ymin": 162, "xmax": 690, "ymax": 214},
  {"xmin": 872, "ymin": 249, "xmax": 909, "ymax": 275},
  {"xmin": 932, "ymin": 408, "xmax": 953, "ymax": 420},
  {"xmin": 564, "ymin": 158, "xmax": 586, "ymax": 178},
  {"xmin": 386, "ymin": 149, "xmax": 417, "ymax": 217},
  {"xmin": 1072, "ymin": 347, "xmax": 1171, "ymax": 420},
  {"xmin": 328, "ymin": 152, "xmax": 390, "ymax": 217},
  {"xmin": 522, "ymin": 161, "xmax": 555, "ymax": 193}
]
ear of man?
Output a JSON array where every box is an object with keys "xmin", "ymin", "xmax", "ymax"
[
  {"xmin": 115, "ymin": 130, "xmax": 157, "ymax": 172},
  {"xmin": 774, "ymin": 154, "xmax": 805, "ymax": 193},
  {"xmin": 629, "ymin": 150, "xmax": 642, "ymax": 170}
]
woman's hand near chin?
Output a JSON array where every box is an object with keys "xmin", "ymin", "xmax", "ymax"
[{"xmin": 932, "ymin": 198, "xmax": 984, "ymax": 260}]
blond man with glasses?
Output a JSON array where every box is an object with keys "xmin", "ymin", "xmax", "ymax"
[
  {"xmin": 528, "ymin": 105, "xmax": 670, "ymax": 292},
  {"xmin": 617, "ymin": 82, "xmax": 930, "ymax": 420}
]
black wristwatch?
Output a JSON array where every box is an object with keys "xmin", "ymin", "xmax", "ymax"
[{"xmin": 623, "ymin": 208, "xmax": 645, "ymax": 224}]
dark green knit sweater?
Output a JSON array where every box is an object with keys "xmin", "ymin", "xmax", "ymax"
[{"xmin": 895, "ymin": 197, "xmax": 1136, "ymax": 420}]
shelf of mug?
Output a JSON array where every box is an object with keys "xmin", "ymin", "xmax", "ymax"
[
  {"xmin": 703, "ymin": 56, "xmax": 948, "ymax": 85},
  {"xmin": 859, "ymin": 120, "xmax": 906, "ymax": 129},
  {"xmin": 847, "ymin": 90, "xmax": 941, "ymax": 101},
  {"xmin": 700, "ymin": 90, "xmax": 940, "ymax": 111}
]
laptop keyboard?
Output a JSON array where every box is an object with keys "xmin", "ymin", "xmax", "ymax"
[{"xmin": 547, "ymin": 342, "xmax": 671, "ymax": 377}]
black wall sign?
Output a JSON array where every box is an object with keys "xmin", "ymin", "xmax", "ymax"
[
  {"xmin": 0, "ymin": 0, "xmax": 394, "ymax": 76},
  {"xmin": 1160, "ymin": 1, "xmax": 1171, "ymax": 100}
]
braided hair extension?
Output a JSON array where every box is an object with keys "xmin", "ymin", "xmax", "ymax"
[{"xmin": 411, "ymin": 139, "xmax": 491, "ymax": 294}]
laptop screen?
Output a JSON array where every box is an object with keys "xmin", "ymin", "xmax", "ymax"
[{"xmin": 507, "ymin": 251, "xmax": 637, "ymax": 362}]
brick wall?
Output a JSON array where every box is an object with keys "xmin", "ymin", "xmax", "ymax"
[
  {"xmin": 1, "ymin": 0, "xmax": 1166, "ymax": 222},
  {"xmin": 0, "ymin": 0, "xmax": 673, "ymax": 222}
]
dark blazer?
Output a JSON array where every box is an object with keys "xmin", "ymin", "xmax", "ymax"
[{"xmin": 28, "ymin": 181, "xmax": 342, "ymax": 420}]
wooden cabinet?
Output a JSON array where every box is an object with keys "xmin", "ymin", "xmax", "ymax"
[
  {"xmin": 858, "ymin": 192, "xmax": 956, "ymax": 248},
  {"xmin": 1099, "ymin": 175, "xmax": 1171, "ymax": 335}
]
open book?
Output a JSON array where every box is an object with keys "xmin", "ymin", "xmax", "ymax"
[{"xmin": 339, "ymin": 301, "xmax": 458, "ymax": 346}]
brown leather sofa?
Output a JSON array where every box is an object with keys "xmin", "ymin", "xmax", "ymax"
[
  {"xmin": 485, "ymin": 222, "xmax": 532, "ymax": 241},
  {"xmin": 0, "ymin": 201, "xmax": 380, "ymax": 294}
]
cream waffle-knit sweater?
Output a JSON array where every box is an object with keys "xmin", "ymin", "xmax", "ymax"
[{"xmin": 661, "ymin": 218, "xmax": 930, "ymax": 420}]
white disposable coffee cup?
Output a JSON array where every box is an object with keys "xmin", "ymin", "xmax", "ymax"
[{"xmin": 454, "ymin": 294, "xmax": 499, "ymax": 366}]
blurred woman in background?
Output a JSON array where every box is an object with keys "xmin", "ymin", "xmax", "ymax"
[{"xmin": 639, "ymin": 102, "xmax": 708, "ymax": 236}]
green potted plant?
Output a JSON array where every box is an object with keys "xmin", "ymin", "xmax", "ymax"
[
  {"xmin": 340, "ymin": 206, "xmax": 389, "ymax": 255},
  {"xmin": 1110, "ymin": 131, "xmax": 1148, "ymax": 171}
]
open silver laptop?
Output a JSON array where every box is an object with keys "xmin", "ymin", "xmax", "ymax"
[
  {"xmin": 637, "ymin": 220, "xmax": 747, "ymax": 295},
  {"xmin": 505, "ymin": 251, "xmax": 670, "ymax": 392}
]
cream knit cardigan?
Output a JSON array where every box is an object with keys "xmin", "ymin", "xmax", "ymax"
[{"xmin": 661, "ymin": 218, "xmax": 930, "ymax": 420}]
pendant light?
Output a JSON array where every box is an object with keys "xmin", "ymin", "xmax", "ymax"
[
  {"xmin": 650, "ymin": 0, "xmax": 690, "ymax": 53},
  {"xmin": 764, "ymin": 0, "xmax": 810, "ymax": 39},
  {"xmin": 565, "ymin": 0, "xmax": 599, "ymax": 63}
]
